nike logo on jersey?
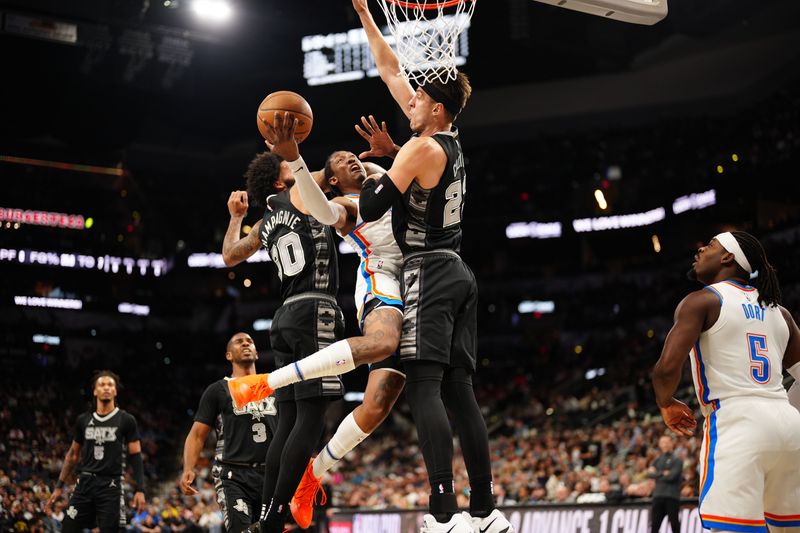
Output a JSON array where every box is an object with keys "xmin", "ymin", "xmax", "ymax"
[{"xmin": 85, "ymin": 426, "xmax": 118, "ymax": 444}]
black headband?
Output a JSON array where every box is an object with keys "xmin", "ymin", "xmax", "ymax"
[{"xmin": 420, "ymin": 83, "xmax": 461, "ymax": 118}]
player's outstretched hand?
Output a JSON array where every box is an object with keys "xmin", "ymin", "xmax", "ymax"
[
  {"xmin": 659, "ymin": 398, "xmax": 696, "ymax": 436},
  {"xmin": 355, "ymin": 115, "xmax": 397, "ymax": 159},
  {"xmin": 228, "ymin": 191, "xmax": 248, "ymax": 218},
  {"xmin": 132, "ymin": 491, "xmax": 146, "ymax": 512},
  {"xmin": 269, "ymin": 111, "xmax": 300, "ymax": 162},
  {"xmin": 179, "ymin": 469, "xmax": 199, "ymax": 496}
]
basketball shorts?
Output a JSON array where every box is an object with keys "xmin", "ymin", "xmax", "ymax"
[
  {"xmin": 212, "ymin": 464, "xmax": 265, "ymax": 533},
  {"xmin": 62, "ymin": 474, "xmax": 125, "ymax": 533},
  {"xmin": 399, "ymin": 250, "xmax": 477, "ymax": 371},
  {"xmin": 270, "ymin": 295, "xmax": 345, "ymax": 401},
  {"xmin": 698, "ymin": 397, "xmax": 800, "ymax": 532},
  {"xmin": 355, "ymin": 265, "xmax": 403, "ymax": 331}
]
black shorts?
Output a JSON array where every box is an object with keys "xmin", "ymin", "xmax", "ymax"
[
  {"xmin": 362, "ymin": 298, "xmax": 406, "ymax": 376},
  {"xmin": 270, "ymin": 295, "xmax": 345, "ymax": 401},
  {"xmin": 399, "ymin": 251, "xmax": 477, "ymax": 371},
  {"xmin": 62, "ymin": 474, "xmax": 124, "ymax": 532},
  {"xmin": 213, "ymin": 464, "xmax": 264, "ymax": 533}
]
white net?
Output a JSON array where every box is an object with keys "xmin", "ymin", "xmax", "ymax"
[{"xmin": 376, "ymin": 0, "xmax": 476, "ymax": 85}]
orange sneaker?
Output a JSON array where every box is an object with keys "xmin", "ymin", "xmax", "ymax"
[
  {"xmin": 290, "ymin": 459, "xmax": 326, "ymax": 529},
  {"xmin": 227, "ymin": 374, "xmax": 273, "ymax": 409}
]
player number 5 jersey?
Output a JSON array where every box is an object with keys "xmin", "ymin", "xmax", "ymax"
[{"xmin": 690, "ymin": 280, "xmax": 790, "ymax": 416}]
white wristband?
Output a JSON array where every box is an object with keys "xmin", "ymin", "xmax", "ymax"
[{"xmin": 288, "ymin": 156, "xmax": 339, "ymax": 226}]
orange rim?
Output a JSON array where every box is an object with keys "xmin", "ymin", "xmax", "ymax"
[{"xmin": 385, "ymin": 0, "xmax": 470, "ymax": 10}]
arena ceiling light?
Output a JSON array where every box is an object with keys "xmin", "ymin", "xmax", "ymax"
[{"xmin": 191, "ymin": 0, "xmax": 232, "ymax": 22}]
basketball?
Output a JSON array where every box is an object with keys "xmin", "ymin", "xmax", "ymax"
[{"xmin": 256, "ymin": 91, "xmax": 313, "ymax": 143}]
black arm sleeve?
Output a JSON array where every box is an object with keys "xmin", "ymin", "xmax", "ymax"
[
  {"xmin": 359, "ymin": 173, "xmax": 401, "ymax": 222},
  {"xmin": 129, "ymin": 452, "xmax": 145, "ymax": 493}
]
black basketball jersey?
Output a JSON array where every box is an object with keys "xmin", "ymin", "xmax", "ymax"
[
  {"xmin": 73, "ymin": 408, "xmax": 139, "ymax": 477},
  {"xmin": 195, "ymin": 379, "xmax": 277, "ymax": 464},
  {"xmin": 392, "ymin": 129, "xmax": 466, "ymax": 254},
  {"xmin": 260, "ymin": 191, "xmax": 338, "ymax": 300}
]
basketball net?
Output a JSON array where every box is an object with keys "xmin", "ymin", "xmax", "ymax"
[{"xmin": 377, "ymin": 0, "xmax": 476, "ymax": 85}]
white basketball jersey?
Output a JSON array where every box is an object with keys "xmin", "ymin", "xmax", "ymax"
[
  {"xmin": 690, "ymin": 280, "xmax": 790, "ymax": 417},
  {"xmin": 339, "ymin": 194, "xmax": 403, "ymax": 279}
]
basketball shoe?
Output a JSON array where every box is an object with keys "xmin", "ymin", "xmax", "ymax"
[
  {"xmin": 290, "ymin": 459, "xmax": 326, "ymax": 528},
  {"xmin": 420, "ymin": 513, "xmax": 474, "ymax": 533},
  {"xmin": 227, "ymin": 374, "xmax": 273, "ymax": 409},
  {"xmin": 461, "ymin": 510, "xmax": 514, "ymax": 533}
]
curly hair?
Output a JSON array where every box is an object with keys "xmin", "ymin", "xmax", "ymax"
[
  {"xmin": 91, "ymin": 369, "xmax": 121, "ymax": 390},
  {"xmin": 244, "ymin": 151, "xmax": 284, "ymax": 208}
]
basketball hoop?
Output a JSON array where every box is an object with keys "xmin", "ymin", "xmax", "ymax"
[{"xmin": 377, "ymin": 0, "xmax": 476, "ymax": 85}]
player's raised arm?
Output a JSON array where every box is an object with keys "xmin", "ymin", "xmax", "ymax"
[
  {"xmin": 352, "ymin": 0, "xmax": 414, "ymax": 118},
  {"xmin": 222, "ymin": 192, "xmax": 262, "ymax": 267},
  {"xmin": 267, "ymin": 112, "xmax": 356, "ymax": 233}
]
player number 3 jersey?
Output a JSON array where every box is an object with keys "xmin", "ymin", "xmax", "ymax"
[{"xmin": 691, "ymin": 280, "xmax": 790, "ymax": 416}]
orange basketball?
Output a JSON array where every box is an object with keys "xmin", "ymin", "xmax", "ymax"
[{"xmin": 256, "ymin": 91, "xmax": 313, "ymax": 143}]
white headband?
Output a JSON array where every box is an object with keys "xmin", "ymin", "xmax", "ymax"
[{"xmin": 714, "ymin": 232, "xmax": 752, "ymax": 274}]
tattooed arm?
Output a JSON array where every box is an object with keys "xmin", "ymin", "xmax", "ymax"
[{"xmin": 222, "ymin": 191, "xmax": 263, "ymax": 267}]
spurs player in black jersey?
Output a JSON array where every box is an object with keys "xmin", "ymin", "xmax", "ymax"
[
  {"xmin": 221, "ymin": 151, "xmax": 349, "ymax": 533},
  {"xmin": 351, "ymin": 1, "xmax": 512, "ymax": 532},
  {"xmin": 180, "ymin": 332, "xmax": 277, "ymax": 532},
  {"xmin": 45, "ymin": 371, "xmax": 145, "ymax": 533}
]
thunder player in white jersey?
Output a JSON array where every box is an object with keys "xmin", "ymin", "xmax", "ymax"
[
  {"xmin": 653, "ymin": 231, "xmax": 800, "ymax": 532},
  {"xmin": 229, "ymin": 112, "xmax": 407, "ymax": 528}
]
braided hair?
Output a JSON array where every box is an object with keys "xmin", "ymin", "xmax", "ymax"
[
  {"xmin": 91, "ymin": 369, "xmax": 122, "ymax": 408},
  {"xmin": 732, "ymin": 231, "xmax": 782, "ymax": 308}
]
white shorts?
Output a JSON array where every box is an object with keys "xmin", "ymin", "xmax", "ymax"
[
  {"xmin": 354, "ymin": 262, "xmax": 402, "ymax": 330},
  {"xmin": 698, "ymin": 397, "xmax": 800, "ymax": 532}
]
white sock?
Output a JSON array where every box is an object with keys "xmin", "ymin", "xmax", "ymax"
[
  {"xmin": 311, "ymin": 412, "xmax": 369, "ymax": 478},
  {"xmin": 267, "ymin": 340, "xmax": 355, "ymax": 390}
]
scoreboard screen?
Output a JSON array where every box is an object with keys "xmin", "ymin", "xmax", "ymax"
[{"xmin": 302, "ymin": 16, "xmax": 471, "ymax": 86}]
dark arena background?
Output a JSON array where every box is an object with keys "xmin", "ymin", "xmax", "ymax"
[{"xmin": 2, "ymin": 0, "xmax": 800, "ymax": 532}]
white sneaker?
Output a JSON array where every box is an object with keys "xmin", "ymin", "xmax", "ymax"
[
  {"xmin": 462, "ymin": 509, "xmax": 514, "ymax": 533},
  {"xmin": 420, "ymin": 513, "xmax": 474, "ymax": 533}
]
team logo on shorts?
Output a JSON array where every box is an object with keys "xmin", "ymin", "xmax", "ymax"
[
  {"xmin": 67, "ymin": 506, "xmax": 78, "ymax": 519},
  {"xmin": 336, "ymin": 359, "xmax": 347, "ymax": 366},
  {"xmin": 234, "ymin": 499, "xmax": 249, "ymax": 516}
]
